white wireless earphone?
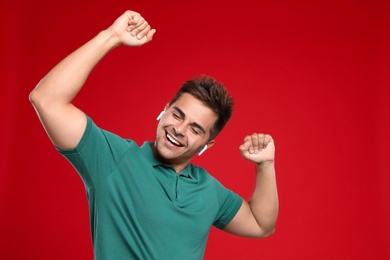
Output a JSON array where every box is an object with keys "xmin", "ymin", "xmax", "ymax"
[
  {"xmin": 198, "ymin": 145, "xmax": 208, "ymax": 156},
  {"xmin": 156, "ymin": 111, "xmax": 165, "ymax": 120}
]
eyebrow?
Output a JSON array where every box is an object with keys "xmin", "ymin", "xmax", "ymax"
[{"xmin": 172, "ymin": 106, "xmax": 206, "ymax": 135}]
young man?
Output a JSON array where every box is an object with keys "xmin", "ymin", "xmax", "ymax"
[{"xmin": 30, "ymin": 10, "xmax": 279, "ymax": 260}]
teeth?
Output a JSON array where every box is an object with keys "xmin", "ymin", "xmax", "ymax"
[{"xmin": 167, "ymin": 134, "xmax": 181, "ymax": 146}]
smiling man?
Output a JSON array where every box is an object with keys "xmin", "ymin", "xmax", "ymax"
[
  {"xmin": 155, "ymin": 91, "xmax": 219, "ymax": 172},
  {"xmin": 30, "ymin": 10, "xmax": 279, "ymax": 260}
]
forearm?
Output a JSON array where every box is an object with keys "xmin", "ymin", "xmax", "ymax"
[
  {"xmin": 248, "ymin": 161, "xmax": 279, "ymax": 235},
  {"xmin": 28, "ymin": 11, "xmax": 155, "ymax": 150},
  {"xmin": 30, "ymin": 29, "xmax": 120, "ymax": 107}
]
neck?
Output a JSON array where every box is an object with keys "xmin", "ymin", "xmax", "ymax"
[{"xmin": 151, "ymin": 143, "xmax": 189, "ymax": 173}]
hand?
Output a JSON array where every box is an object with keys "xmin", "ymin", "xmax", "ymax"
[
  {"xmin": 108, "ymin": 10, "xmax": 156, "ymax": 46},
  {"xmin": 239, "ymin": 133, "xmax": 275, "ymax": 165}
]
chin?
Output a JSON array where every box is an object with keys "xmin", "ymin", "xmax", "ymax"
[{"xmin": 154, "ymin": 141, "xmax": 176, "ymax": 160}]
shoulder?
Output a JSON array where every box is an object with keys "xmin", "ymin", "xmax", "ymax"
[
  {"xmin": 189, "ymin": 164, "xmax": 227, "ymax": 190},
  {"xmin": 68, "ymin": 116, "xmax": 139, "ymax": 160}
]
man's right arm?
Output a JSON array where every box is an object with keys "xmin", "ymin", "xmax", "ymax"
[{"xmin": 29, "ymin": 10, "xmax": 156, "ymax": 150}]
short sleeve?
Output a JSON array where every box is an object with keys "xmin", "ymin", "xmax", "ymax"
[
  {"xmin": 213, "ymin": 182, "xmax": 243, "ymax": 230},
  {"xmin": 57, "ymin": 115, "xmax": 135, "ymax": 188}
]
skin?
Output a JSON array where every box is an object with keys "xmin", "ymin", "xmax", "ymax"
[
  {"xmin": 153, "ymin": 93, "xmax": 216, "ymax": 173},
  {"xmin": 30, "ymin": 10, "xmax": 278, "ymax": 240}
]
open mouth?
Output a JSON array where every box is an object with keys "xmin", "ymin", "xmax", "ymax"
[{"xmin": 166, "ymin": 133, "xmax": 184, "ymax": 147}]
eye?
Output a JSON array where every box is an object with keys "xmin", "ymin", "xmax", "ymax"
[
  {"xmin": 172, "ymin": 113, "xmax": 181, "ymax": 120},
  {"xmin": 191, "ymin": 127, "xmax": 200, "ymax": 135}
]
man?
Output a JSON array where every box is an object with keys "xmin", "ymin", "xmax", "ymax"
[{"xmin": 30, "ymin": 10, "xmax": 279, "ymax": 260}]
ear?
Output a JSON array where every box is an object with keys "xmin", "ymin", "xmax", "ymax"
[
  {"xmin": 157, "ymin": 104, "xmax": 170, "ymax": 120},
  {"xmin": 198, "ymin": 145, "xmax": 207, "ymax": 156},
  {"xmin": 206, "ymin": 140, "xmax": 215, "ymax": 149},
  {"xmin": 156, "ymin": 111, "xmax": 165, "ymax": 120},
  {"xmin": 198, "ymin": 140, "xmax": 215, "ymax": 156}
]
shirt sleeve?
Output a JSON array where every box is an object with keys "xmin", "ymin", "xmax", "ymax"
[
  {"xmin": 213, "ymin": 181, "xmax": 243, "ymax": 230},
  {"xmin": 56, "ymin": 115, "xmax": 135, "ymax": 188}
]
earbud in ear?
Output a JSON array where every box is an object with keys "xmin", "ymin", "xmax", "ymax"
[
  {"xmin": 198, "ymin": 145, "xmax": 208, "ymax": 156},
  {"xmin": 156, "ymin": 111, "xmax": 165, "ymax": 120}
]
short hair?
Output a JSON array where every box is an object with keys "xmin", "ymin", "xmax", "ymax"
[{"xmin": 169, "ymin": 75, "xmax": 234, "ymax": 140}]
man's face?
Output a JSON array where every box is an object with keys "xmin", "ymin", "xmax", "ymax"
[{"xmin": 154, "ymin": 93, "xmax": 217, "ymax": 172}]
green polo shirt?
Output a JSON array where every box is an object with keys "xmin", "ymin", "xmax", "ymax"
[{"xmin": 58, "ymin": 116, "xmax": 243, "ymax": 260}]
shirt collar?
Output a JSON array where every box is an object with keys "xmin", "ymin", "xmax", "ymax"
[{"xmin": 140, "ymin": 141, "xmax": 194, "ymax": 178}]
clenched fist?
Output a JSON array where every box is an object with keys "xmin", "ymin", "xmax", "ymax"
[
  {"xmin": 108, "ymin": 10, "xmax": 156, "ymax": 47},
  {"xmin": 239, "ymin": 133, "xmax": 275, "ymax": 165}
]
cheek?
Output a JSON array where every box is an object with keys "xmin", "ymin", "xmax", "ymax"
[
  {"xmin": 187, "ymin": 137, "xmax": 206, "ymax": 150},
  {"xmin": 157, "ymin": 119, "xmax": 169, "ymax": 131},
  {"xmin": 159, "ymin": 117, "xmax": 174, "ymax": 128}
]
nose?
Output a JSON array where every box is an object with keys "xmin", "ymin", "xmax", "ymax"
[{"xmin": 173, "ymin": 123, "xmax": 186, "ymax": 137}]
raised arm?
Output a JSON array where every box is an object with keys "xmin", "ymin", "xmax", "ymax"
[
  {"xmin": 224, "ymin": 133, "xmax": 279, "ymax": 238},
  {"xmin": 29, "ymin": 10, "xmax": 156, "ymax": 149}
]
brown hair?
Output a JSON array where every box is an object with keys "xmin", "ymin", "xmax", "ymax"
[{"xmin": 169, "ymin": 75, "xmax": 234, "ymax": 140}]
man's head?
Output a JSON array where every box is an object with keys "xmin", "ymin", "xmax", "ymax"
[
  {"xmin": 153, "ymin": 75, "xmax": 234, "ymax": 172},
  {"xmin": 169, "ymin": 75, "xmax": 234, "ymax": 140}
]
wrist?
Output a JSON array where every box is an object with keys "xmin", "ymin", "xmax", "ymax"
[
  {"xmin": 99, "ymin": 29, "xmax": 122, "ymax": 49},
  {"xmin": 256, "ymin": 160, "xmax": 275, "ymax": 171}
]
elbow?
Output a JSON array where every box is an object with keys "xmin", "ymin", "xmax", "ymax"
[
  {"xmin": 29, "ymin": 80, "xmax": 42, "ymax": 106},
  {"xmin": 29, "ymin": 88, "xmax": 46, "ymax": 110},
  {"xmin": 29, "ymin": 89, "xmax": 38, "ymax": 105},
  {"xmin": 29, "ymin": 78, "xmax": 47, "ymax": 106},
  {"xmin": 29, "ymin": 81, "xmax": 51, "ymax": 109},
  {"xmin": 253, "ymin": 226, "xmax": 276, "ymax": 239},
  {"xmin": 261, "ymin": 227, "xmax": 276, "ymax": 238}
]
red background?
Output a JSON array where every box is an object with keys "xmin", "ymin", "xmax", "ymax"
[{"xmin": 1, "ymin": 0, "xmax": 389, "ymax": 259}]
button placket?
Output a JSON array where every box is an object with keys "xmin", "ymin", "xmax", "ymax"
[{"xmin": 175, "ymin": 174, "xmax": 180, "ymax": 200}]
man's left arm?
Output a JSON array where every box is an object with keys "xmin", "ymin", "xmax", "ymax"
[{"xmin": 224, "ymin": 133, "xmax": 279, "ymax": 238}]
